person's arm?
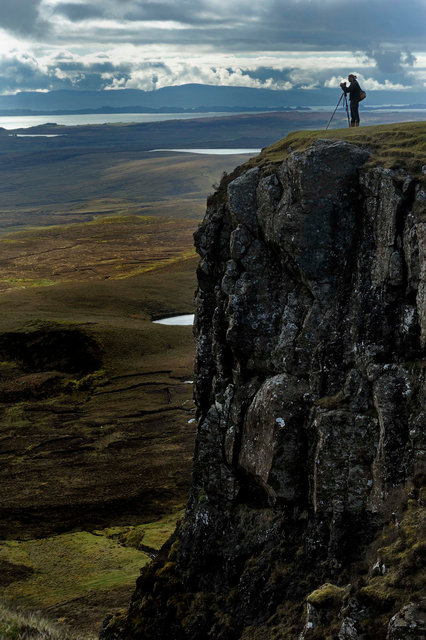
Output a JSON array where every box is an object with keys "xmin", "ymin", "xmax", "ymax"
[{"xmin": 340, "ymin": 81, "xmax": 349, "ymax": 95}]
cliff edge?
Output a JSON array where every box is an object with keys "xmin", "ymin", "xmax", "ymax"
[{"xmin": 102, "ymin": 123, "xmax": 426, "ymax": 640}]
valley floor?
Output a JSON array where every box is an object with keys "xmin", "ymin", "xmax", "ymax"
[{"xmin": 0, "ymin": 215, "xmax": 201, "ymax": 636}]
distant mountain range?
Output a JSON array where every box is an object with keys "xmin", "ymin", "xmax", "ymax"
[{"xmin": 0, "ymin": 84, "xmax": 425, "ymax": 113}]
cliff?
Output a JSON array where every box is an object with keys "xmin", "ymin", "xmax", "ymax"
[{"xmin": 101, "ymin": 123, "xmax": 426, "ymax": 640}]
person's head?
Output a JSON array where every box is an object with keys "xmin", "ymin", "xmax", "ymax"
[{"xmin": 348, "ymin": 74, "xmax": 357, "ymax": 83}]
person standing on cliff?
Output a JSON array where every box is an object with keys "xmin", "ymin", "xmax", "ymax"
[{"xmin": 340, "ymin": 74, "xmax": 361, "ymax": 126}]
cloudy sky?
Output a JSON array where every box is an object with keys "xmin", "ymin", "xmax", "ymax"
[{"xmin": 0, "ymin": 0, "xmax": 425, "ymax": 95}]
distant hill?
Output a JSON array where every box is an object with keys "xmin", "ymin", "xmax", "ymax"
[{"xmin": 0, "ymin": 83, "xmax": 425, "ymax": 112}]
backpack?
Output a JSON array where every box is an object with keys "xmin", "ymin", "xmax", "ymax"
[{"xmin": 359, "ymin": 89, "xmax": 367, "ymax": 101}]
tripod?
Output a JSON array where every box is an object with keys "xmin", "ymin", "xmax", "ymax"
[{"xmin": 326, "ymin": 92, "xmax": 350, "ymax": 130}]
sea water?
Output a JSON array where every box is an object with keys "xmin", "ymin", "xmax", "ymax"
[{"xmin": 0, "ymin": 112, "xmax": 256, "ymax": 130}]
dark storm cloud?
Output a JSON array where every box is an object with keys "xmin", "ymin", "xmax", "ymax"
[
  {"xmin": 0, "ymin": 53, "xmax": 132, "ymax": 93},
  {"xmin": 0, "ymin": 0, "xmax": 47, "ymax": 36},
  {"xmin": 50, "ymin": 57, "xmax": 131, "ymax": 74},
  {"xmin": 40, "ymin": 0, "xmax": 426, "ymax": 51},
  {"xmin": 359, "ymin": 48, "xmax": 419, "ymax": 89},
  {"xmin": 53, "ymin": 3, "xmax": 104, "ymax": 21},
  {"xmin": 364, "ymin": 49, "xmax": 417, "ymax": 74},
  {"xmin": 246, "ymin": 0, "xmax": 426, "ymax": 51},
  {"xmin": 245, "ymin": 66, "xmax": 348, "ymax": 87},
  {"xmin": 1, "ymin": 0, "xmax": 423, "ymax": 53},
  {"xmin": 0, "ymin": 56, "xmax": 55, "ymax": 93},
  {"xmin": 121, "ymin": 1, "xmax": 230, "ymax": 26},
  {"xmin": 242, "ymin": 68, "xmax": 294, "ymax": 84}
]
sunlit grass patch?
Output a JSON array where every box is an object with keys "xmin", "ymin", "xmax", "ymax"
[
  {"xmin": 89, "ymin": 214, "xmax": 154, "ymax": 225},
  {"xmin": 0, "ymin": 509, "xmax": 187, "ymax": 637},
  {"xmin": 112, "ymin": 248, "xmax": 197, "ymax": 280},
  {"xmin": 0, "ymin": 532, "xmax": 149, "ymax": 609},
  {"xmin": 100, "ymin": 508, "xmax": 185, "ymax": 552},
  {"xmin": 0, "ymin": 214, "xmax": 166, "ymax": 241},
  {"xmin": 0, "ymin": 278, "xmax": 56, "ymax": 290}
]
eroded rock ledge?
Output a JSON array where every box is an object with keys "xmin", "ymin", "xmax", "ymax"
[{"xmin": 102, "ymin": 139, "xmax": 425, "ymax": 640}]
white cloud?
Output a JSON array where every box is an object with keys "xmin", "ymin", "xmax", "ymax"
[
  {"xmin": 0, "ymin": 30, "xmax": 28, "ymax": 56},
  {"xmin": 361, "ymin": 77, "xmax": 411, "ymax": 91},
  {"xmin": 1, "ymin": 45, "xmax": 425, "ymax": 95}
]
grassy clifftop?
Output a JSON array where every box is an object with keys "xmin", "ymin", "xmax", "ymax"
[
  {"xmin": 209, "ymin": 122, "xmax": 425, "ymax": 219},
  {"xmin": 253, "ymin": 121, "xmax": 426, "ymax": 177}
]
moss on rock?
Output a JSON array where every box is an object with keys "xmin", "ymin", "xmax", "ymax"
[{"xmin": 306, "ymin": 583, "xmax": 347, "ymax": 608}]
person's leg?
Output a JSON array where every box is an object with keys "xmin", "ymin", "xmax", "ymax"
[
  {"xmin": 353, "ymin": 101, "xmax": 360, "ymax": 126},
  {"xmin": 350, "ymin": 101, "xmax": 356, "ymax": 126}
]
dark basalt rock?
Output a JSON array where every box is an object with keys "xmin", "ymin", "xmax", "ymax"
[
  {"xmin": 386, "ymin": 601, "xmax": 426, "ymax": 640},
  {"xmin": 101, "ymin": 140, "xmax": 425, "ymax": 640}
]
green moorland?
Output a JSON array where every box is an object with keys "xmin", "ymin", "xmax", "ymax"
[{"xmin": 0, "ymin": 120, "xmax": 425, "ymax": 639}]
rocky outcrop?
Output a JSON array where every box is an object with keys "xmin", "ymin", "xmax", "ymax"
[{"xmin": 101, "ymin": 139, "xmax": 425, "ymax": 640}]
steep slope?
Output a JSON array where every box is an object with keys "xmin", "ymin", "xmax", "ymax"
[{"xmin": 101, "ymin": 123, "xmax": 426, "ymax": 640}]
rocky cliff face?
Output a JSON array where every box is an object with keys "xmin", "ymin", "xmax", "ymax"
[{"xmin": 102, "ymin": 138, "xmax": 425, "ymax": 640}]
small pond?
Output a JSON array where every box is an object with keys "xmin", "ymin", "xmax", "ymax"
[
  {"xmin": 149, "ymin": 148, "xmax": 262, "ymax": 155},
  {"xmin": 153, "ymin": 314, "xmax": 194, "ymax": 326}
]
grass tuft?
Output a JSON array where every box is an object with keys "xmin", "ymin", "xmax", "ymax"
[{"xmin": 0, "ymin": 601, "xmax": 89, "ymax": 640}]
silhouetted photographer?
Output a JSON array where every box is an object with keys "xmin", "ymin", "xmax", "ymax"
[{"xmin": 340, "ymin": 74, "xmax": 366, "ymax": 127}]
